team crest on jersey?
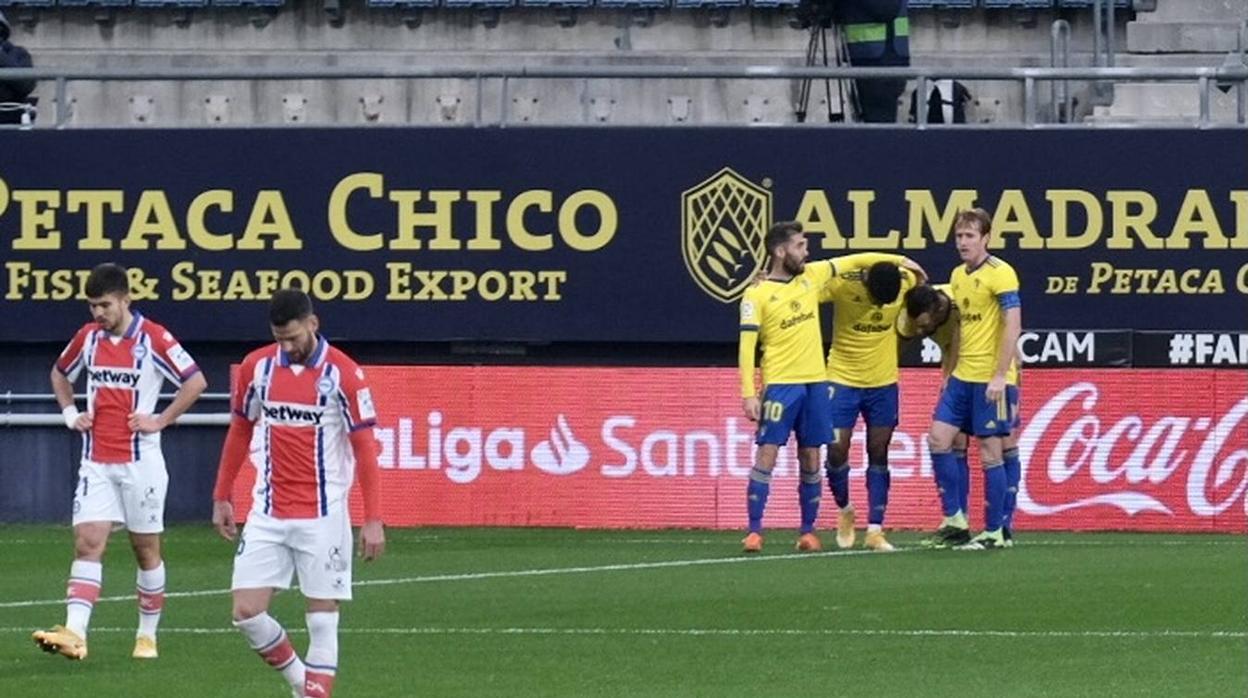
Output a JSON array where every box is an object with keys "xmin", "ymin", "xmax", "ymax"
[
  {"xmin": 316, "ymin": 376, "xmax": 335, "ymax": 396},
  {"xmin": 681, "ymin": 167, "xmax": 771, "ymax": 303},
  {"xmin": 789, "ymin": 301, "xmax": 801, "ymax": 313},
  {"xmin": 131, "ymin": 344, "xmax": 148, "ymax": 360},
  {"xmin": 871, "ymin": 310, "xmax": 883, "ymax": 321}
]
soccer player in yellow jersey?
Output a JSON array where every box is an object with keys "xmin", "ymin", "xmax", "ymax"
[
  {"xmin": 818, "ymin": 254, "xmax": 925, "ymax": 553},
  {"xmin": 926, "ymin": 209, "xmax": 1022, "ymax": 550},
  {"xmin": 902, "ymin": 282, "xmax": 1023, "ymax": 547},
  {"xmin": 738, "ymin": 221, "xmax": 834, "ymax": 554}
]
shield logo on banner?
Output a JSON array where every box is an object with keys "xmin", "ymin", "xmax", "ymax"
[{"xmin": 681, "ymin": 168, "xmax": 771, "ymax": 303}]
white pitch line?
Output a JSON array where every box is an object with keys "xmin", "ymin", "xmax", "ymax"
[
  {"xmin": 616, "ymin": 538, "xmax": 1247, "ymax": 547},
  {"xmin": 0, "ymin": 547, "xmax": 895, "ymax": 610},
  {"xmin": 2, "ymin": 626, "xmax": 1242, "ymax": 640}
]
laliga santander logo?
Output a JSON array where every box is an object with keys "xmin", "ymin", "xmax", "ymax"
[
  {"xmin": 375, "ymin": 410, "xmax": 592, "ymax": 484},
  {"xmin": 1018, "ymin": 382, "xmax": 1248, "ymax": 519}
]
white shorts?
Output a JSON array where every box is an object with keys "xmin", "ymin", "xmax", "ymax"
[
  {"xmin": 72, "ymin": 454, "xmax": 168, "ymax": 534},
  {"xmin": 231, "ymin": 505, "xmax": 353, "ymax": 601}
]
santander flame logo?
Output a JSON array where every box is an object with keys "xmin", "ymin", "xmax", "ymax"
[
  {"xmin": 531, "ymin": 414, "xmax": 590, "ymax": 476},
  {"xmin": 1018, "ymin": 382, "xmax": 1248, "ymax": 519}
]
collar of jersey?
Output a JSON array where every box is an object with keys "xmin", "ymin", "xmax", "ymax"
[
  {"xmin": 278, "ymin": 334, "xmax": 328, "ymax": 368},
  {"xmin": 963, "ymin": 255, "xmax": 993, "ymax": 275},
  {"xmin": 119, "ymin": 311, "xmax": 144, "ymax": 339}
]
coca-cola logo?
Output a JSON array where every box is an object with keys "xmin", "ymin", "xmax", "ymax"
[{"xmin": 1019, "ymin": 382, "xmax": 1248, "ymax": 518}]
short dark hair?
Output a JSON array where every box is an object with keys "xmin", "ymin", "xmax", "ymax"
[
  {"xmin": 904, "ymin": 283, "xmax": 941, "ymax": 319},
  {"xmin": 953, "ymin": 208, "xmax": 992, "ymax": 237},
  {"xmin": 84, "ymin": 263, "xmax": 130, "ymax": 299},
  {"xmin": 269, "ymin": 288, "xmax": 313, "ymax": 326},
  {"xmin": 764, "ymin": 221, "xmax": 803, "ymax": 256},
  {"xmin": 865, "ymin": 261, "xmax": 902, "ymax": 305}
]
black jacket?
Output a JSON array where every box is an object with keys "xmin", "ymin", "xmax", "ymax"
[{"xmin": 0, "ymin": 12, "xmax": 35, "ymax": 103}]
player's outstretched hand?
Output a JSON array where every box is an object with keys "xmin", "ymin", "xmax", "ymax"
[
  {"xmin": 212, "ymin": 500, "xmax": 237, "ymax": 541},
  {"xmin": 742, "ymin": 396, "xmax": 761, "ymax": 422},
  {"xmin": 359, "ymin": 520, "xmax": 385, "ymax": 562},
  {"xmin": 128, "ymin": 412, "xmax": 165, "ymax": 433}
]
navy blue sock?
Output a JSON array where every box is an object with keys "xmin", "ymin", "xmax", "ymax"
[
  {"xmin": 954, "ymin": 448, "xmax": 970, "ymax": 516},
  {"xmin": 984, "ymin": 464, "xmax": 1007, "ymax": 531},
  {"xmin": 931, "ymin": 450, "xmax": 961, "ymax": 518},
  {"xmin": 1003, "ymin": 447, "xmax": 1021, "ymax": 531},
  {"xmin": 866, "ymin": 464, "xmax": 890, "ymax": 526},
  {"xmin": 798, "ymin": 471, "xmax": 822, "ymax": 534},
  {"xmin": 826, "ymin": 463, "xmax": 851, "ymax": 509},
  {"xmin": 747, "ymin": 468, "xmax": 772, "ymax": 533}
]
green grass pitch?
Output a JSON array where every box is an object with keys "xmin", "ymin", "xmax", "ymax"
[{"xmin": 1, "ymin": 526, "xmax": 1245, "ymax": 697}]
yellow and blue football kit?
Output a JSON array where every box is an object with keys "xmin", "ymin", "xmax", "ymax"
[
  {"xmin": 738, "ymin": 259, "xmax": 834, "ymax": 448},
  {"xmin": 933, "ymin": 257, "xmax": 1021, "ymax": 438},
  {"xmin": 738, "ymin": 259, "xmax": 837, "ymax": 540},
  {"xmin": 820, "ymin": 253, "xmax": 915, "ymax": 430}
]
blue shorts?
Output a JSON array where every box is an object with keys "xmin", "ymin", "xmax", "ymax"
[
  {"xmin": 829, "ymin": 382, "xmax": 899, "ymax": 431},
  {"xmin": 933, "ymin": 376, "xmax": 1019, "ymax": 438},
  {"xmin": 755, "ymin": 383, "xmax": 833, "ymax": 448}
]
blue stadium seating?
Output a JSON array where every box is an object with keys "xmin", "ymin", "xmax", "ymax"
[
  {"xmin": 132, "ymin": 1, "xmax": 208, "ymax": 7},
  {"xmin": 367, "ymin": 0, "xmax": 439, "ymax": 7},
  {"xmin": 595, "ymin": 0, "xmax": 668, "ymax": 8},
  {"xmin": 210, "ymin": 0, "xmax": 285, "ymax": 6},
  {"xmin": 517, "ymin": 0, "xmax": 593, "ymax": 7},
  {"xmin": 674, "ymin": 0, "xmax": 744, "ymax": 8},
  {"xmin": 442, "ymin": 0, "xmax": 513, "ymax": 8},
  {"xmin": 908, "ymin": 1, "xmax": 975, "ymax": 9},
  {"xmin": 749, "ymin": 0, "xmax": 798, "ymax": 8},
  {"xmin": 1056, "ymin": 0, "xmax": 1131, "ymax": 8},
  {"xmin": 0, "ymin": 0, "xmax": 56, "ymax": 7},
  {"xmin": 981, "ymin": 0, "xmax": 1052, "ymax": 8}
]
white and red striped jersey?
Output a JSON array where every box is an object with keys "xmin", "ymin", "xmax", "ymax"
[
  {"xmin": 56, "ymin": 313, "xmax": 201, "ymax": 464},
  {"xmin": 231, "ymin": 337, "xmax": 377, "ymax": 520}
]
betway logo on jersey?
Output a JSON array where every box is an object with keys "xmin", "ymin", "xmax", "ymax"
[
  {"xmin": 88, "ymin": 367, "xmax": 141, "ymax": 388},
  {"xmin": 262, "ymin": 402, "xmax": 326, "ymax": 426}
]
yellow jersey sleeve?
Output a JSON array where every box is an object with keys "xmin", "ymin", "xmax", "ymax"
[
  {"xmin": 830, "ymin": 252, "xmax": 905, "ymax": 277},
  {"xmin": 738, "ymin": 287, "xmax": 762, "ymax": 397}
]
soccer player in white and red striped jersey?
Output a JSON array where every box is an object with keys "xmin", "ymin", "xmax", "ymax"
[
  {"xmin": 212, "ymin": 289, "xmax": 385, "ymax": 698},
  {"xmin": 33, "ymin": 263, "xmax": 207, "ymax": 661}
]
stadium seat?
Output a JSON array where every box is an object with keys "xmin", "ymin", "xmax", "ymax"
[
  {"xmin": 132, "ymin": 1, "xmax": 208, "ymax": 7},
  {"xmin": 674, "ymin": 0, "xmax": 744, "ymax": 8},
  {"xmin": 908, "ymin": 1, "xmax": 975, "ymax": 9},
  {"xmin": 595, "ymin": 0, "xmax": 668, "ymax": 8},
  {"xmin": 1056, "ymin": 0, "xmax": 1131, "ymax": 8},
  {"xmin": 366, "ymin": 0, "xmax": 439, "ymax": 7},
  {"xmin": 981, "ymin": 0, "xmax": 1053, "ymax": 8},
  {"xmin": 210, "ymin": 0, "xmax": 285, "ymax": 6},
  {"xmin": 442, "ymin": 0, "xmax": 513, "ymax": 7},
  {"xmin": 517, "ymin": 0, "xmax": 592, "ymax": 7},
  {"xmin": 749, "ymin": 0, "xmax": 798, "ymax": 8},
  {"xmin": 0, "ymin": 0, "xmax": 56, "ymax": 7}
]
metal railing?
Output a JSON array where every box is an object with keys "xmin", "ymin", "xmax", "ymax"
[
  {"xmin": 0, "ymin": 391, "xmax": 232, "ymax": 428},
  {"xmin": 0, "ymin": 63, "xmax": 1246, "ymax": 128}
]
